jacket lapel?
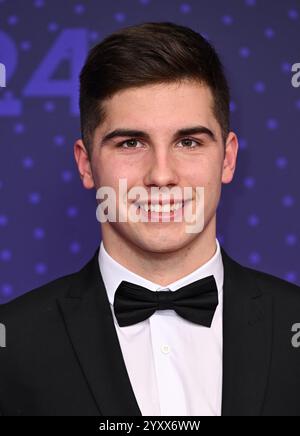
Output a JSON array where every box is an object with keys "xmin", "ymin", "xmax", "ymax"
[
  {"xmin": 220, "ymin": 247, "xmax": 273, "ymax": 416},
  {"xmin": 57, "ymin": 248, "xmax": 142, "ymax": 416}
]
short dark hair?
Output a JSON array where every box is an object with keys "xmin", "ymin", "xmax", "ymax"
[{"xmin": 79, "ymin": 21, "xmax": 231, "ymax": 157}]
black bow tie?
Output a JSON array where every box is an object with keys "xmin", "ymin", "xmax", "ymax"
[{"xmin": 113, "ymin": 276, "xmax": 219, "ymax": 327}]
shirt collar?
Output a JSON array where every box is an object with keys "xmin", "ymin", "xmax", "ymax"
[{"xmin": 99, "ymin": 238, "xmax": 224, "ymax": 306}]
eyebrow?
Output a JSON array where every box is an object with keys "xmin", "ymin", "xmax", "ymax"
[{"xmin": 100, "ymin": 125, "xmax": 217, "ymax": 145}]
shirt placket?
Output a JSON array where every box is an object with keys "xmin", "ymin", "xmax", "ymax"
[{"xmin": 149, "ymin": 309, "xmax": 188, "ymax": 416}]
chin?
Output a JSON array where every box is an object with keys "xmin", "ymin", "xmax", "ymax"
[{"xmin": 133, "ymin": 234, "xmax": 192, "ymax": 254}]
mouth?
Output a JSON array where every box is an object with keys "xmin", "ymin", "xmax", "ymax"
[{"xmin": 134, "ymin": 200, "xmax": 190, "ymax": 221}]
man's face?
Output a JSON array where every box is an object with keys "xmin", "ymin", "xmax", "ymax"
[{"xmin": 75, "ymin": 80, "xmax": 238, "ymax": 254}]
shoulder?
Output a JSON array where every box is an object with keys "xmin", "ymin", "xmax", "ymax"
[
  {"xmin": 0, "ymin": 271, "xmax": 77, "ymax": 325},
  {"xmin": 242, "ymin": 265, "xmax": 300, "ymax": 321},
  {"xmin": 244, "ymin": 265, "xmax": 300, "ymax": 299},
  {"xmin": 221, "ymin": 245, "xmax": 300, "ymax": 301},
  {"xmin": 0, "ymin": 248, "xmax": 99, "ymax": 325},
  {"xmin": 223, "ymin": 251, "xmax": 300, "ymax": 333}
]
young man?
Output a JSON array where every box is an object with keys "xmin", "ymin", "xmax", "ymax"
[{"xmin": 0, "ymin": 22, "xmax": 300, "ymax": 417}]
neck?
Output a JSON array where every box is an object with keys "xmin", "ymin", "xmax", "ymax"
[{"xmin": 101, "ymin": 217, "xmax": 217, "ymax": 286}]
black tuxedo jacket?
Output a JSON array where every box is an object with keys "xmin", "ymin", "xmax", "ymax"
[{"xmin": 0, "ymin": 246, "xmax": 300, "ymax": 416}]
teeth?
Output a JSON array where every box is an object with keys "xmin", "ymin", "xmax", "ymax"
[{"xmin": 138, "ymin": 202, "xmax": 183, "ymax": 213}]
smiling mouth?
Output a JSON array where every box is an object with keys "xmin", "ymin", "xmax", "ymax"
[
  {"xmin": 134, "ymin": 200, "xmax": 190, "ymax": 220},
  {"xmin": 140, "ymin": 201, "xmax": 184, "ymax": 212}
]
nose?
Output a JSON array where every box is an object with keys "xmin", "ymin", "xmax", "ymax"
[{"xmin": 143, "ymin": 148, "xmax": 180, "ymax": 188}]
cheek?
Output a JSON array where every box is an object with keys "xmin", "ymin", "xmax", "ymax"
[
  {"xmin": 95, "ymin": 159, "xmax": 140, "ymax": 194},
  {"xmin": 184, "ymin": 161, "xmax": 214, "ymax": 186},
  {"xmin": 185, "ymin": 160, "xmax": 223, "ymax": 201}
]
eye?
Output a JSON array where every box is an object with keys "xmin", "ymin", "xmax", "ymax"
[
  {"xmin": 178, "ymin": 138, "xmax": 203, "ymax": 149},
  {"xmin": 116, "ymin": 138, "xmax": 144, "ymax": 149}
]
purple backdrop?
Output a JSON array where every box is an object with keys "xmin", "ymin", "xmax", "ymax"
[{"xmin": 0, "ymin": 0, "xmax": 299, "ymax": 304}]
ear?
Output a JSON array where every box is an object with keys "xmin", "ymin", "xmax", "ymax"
[
  {"xmin": 221, "ymin": 131, "xmax": 239, "ymax": 184},
  {"xmin": 73, "ymin": 139, "xmax": 95, "ymax": 189}
]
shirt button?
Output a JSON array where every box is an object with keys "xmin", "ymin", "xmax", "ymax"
[{"xmin": 161, "ymin": 344, "xmax": 170, "ymax": 354}]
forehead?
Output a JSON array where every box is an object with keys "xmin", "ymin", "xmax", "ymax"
[{"xmin": 99, "ymin": 80, "xmax": 217, "ymax": 132}]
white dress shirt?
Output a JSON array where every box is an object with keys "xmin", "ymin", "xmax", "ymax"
[{"xmin": 98, "ymin": 238, "xmax": 224, "ymax": 416}]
